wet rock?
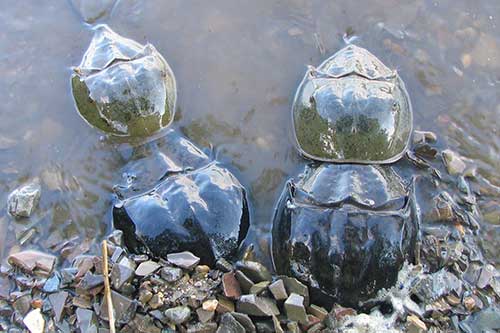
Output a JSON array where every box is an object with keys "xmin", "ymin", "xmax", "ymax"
[
  {"xmin": 284, "ymin": 293, "xmax": 307, "ymax": 324},
  {"xmin": 216, "ymin": 259, "xmax": 233, "ymax": 273},
  {"xmin": 8, "ymin": 250, "xmax": 56, "ymax": 275},
  {"xmin": 235, "ymin": 260, "xmax": 271, "ymax": 283},
  {"xmin": 268, "ymin": 279, "xmax": 287, "ymax": 301},
  {"xmin": 196, "ymin": 308, "xmax": 215, "ymax": 323},
  {"xmin": 413, "ymin": 269, "xmax": 462, "ymax": 302},
  {"xmin": 237, "ymin": 295, "xmax": 279, "ymax": 317},
  {"xmin": 442, "ymin": 149, "xmax": 466, "ymax": 176},
  {"xmin": 100, "ymin": 290, "xmax": 137, "ymax": 324},
  {"xmin": 187, "ymin": 322, "xmax": 218, "ymax": 333},
  {"xmin": 217, "ymin": 313, "xmax": 245, "ymax": 333},
  {"xmin": 222, "ymin": 272, "xmax": 241, "ymax": 299},
  {"xmin": 135, "ymin": 260, "xmax": 160, "ymax": 277},
  {"xmin": 48, "ymin": 291, "xmax": 68, "ymax": 322},
  {"xmin": 8, "ymin": 180, "xmax": 41, "ymax": 218},
  {"xmin": 23, "ymin": 308, "xmax": 45, "ymax": 333},
  {"xmin": 230, "ymin": 312, "xmax": 256, "ymax": 333},
  {"xmin": 250, "ymin": 281, "xmax": 270, "ymax": 295},
  {"xmin": 235, "ymin": 270, "xmax": 254, "ymax": 294},
  {"xmin": 76, "ymin": 308, "xmax": 98, "ymax": 333},
  {"xmin": 164, "ymin": 305, "xmax": 191, "ymax": 324},
  {"xmin": 167, "ymin": 252, "xmax": 200, "ymax": 270},
  {"xmin": 459, "ymin": 306, "xmax": 500, "ymax": 333},
  {"xmin": 110, "ymin": 263, "xmax": 134, "ymax": 290},
  {"xmin": 216, "ymin": 296, "xmax": 235, "ymax": 314},
  {"xmin": 160, "ymin": 266, "xmax": 183, "ymax": 283},
  {"xmin": 43, "ymin": 274, "xmax": 60, "ymax": 293}
]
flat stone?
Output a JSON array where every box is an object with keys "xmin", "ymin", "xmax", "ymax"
[
  {"xmin": 76, "ymin": 308, "xmax": 98, "ymax": 333},
  {"xmin": 8, "ymin": 180, "xmax": 41, "ymax": 218},
  {"xmin": 167, "ymin": 252, "xmax": 200, "ymax": 270},
  {"xmin": 284, "ymin": 293, "xmax": 307, "ymax": 324},
  {"xmin": 250, "ymin": 281, "xmax": 270, "ymax": 295},
  {"xmin": 111, "ymin": 263, "xmax": 135, "ymax": 290},
  {"xmin": 237, "ymin": 295, "xmax": 279, "ymax": 317},
  {"xmin": 269, "ymin": 280, "xmax": 287, "ymax": 301},
  {"xmin": 235, "ymin": 270, "xmax": 254, "ymax": 294},
  {"xmin": 196, "ymin": 308, "xmax": 215, "ymax": 323},
  {"xmin": 230, "ymin": 312, "xmax": 256, "ymax": 333},
  {"xmin": 279, "ymin": 276, "xmax": 310, "ymax": 306},
  {"xmin": 23, "ymin": 308, "xmax": 45, "ymax": 333},
  {"xmin": 43, "ymin": 274, "xmax": 60, "ymax": 293},
  {"xmin": 165, "ymin": 306, "xmax": 191, "ymax": 324},
  {"xmin": 160, "ymin": 266, "xmax": 184, "ymax": 283},
  {"xmin": 477, "ymin": 264, "xmax": 496, "ymax": 289},
  {"xmin": 222, "ymin": 272, "xmax": 242, "ymax": 299},
  {"xmin": 75, "ymin": 272, "xmax": 104, "ymax": 294},
  {"xmin": 442, "ymin": 149, "xmax": 466, "ymax": 175},
  {"xmin": 216, "ymin": 313, "xmax": 245, "ymax": 333},
  {"xmin": 307, "ymin": 304, "xmax": 328, "ymax": 321},
  {"xmin": 187, "ymin": 322, "xmax": 218, "ymax": 333},
  {"xmin": 107, "ymin": 230, "xmax": 124, "ymax": 247},
  {"xmin": 216, "ymin": 296, "xmax": 235, "ymax": 314},
  {"xmin": 8, "ymin": 250, "xmax": 56, "ymax": 274},
  {"xmin": 235, "ymin": 261, "xmax": 272, "ymax": 283},
  {"xmin": 100, "ymin": 290, "xmax": 137, "ymax": 324},
  {"xmin": 48, "ymin": 291, "xmax": 68, "ymax": 322},
  {"xmin": 135, "ymin": 261, "xmax": 160, "ymax": 277}
]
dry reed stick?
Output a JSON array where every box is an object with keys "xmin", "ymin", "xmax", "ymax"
[{"xmin": 102, "ymin": 240, "xmax": 116, "ymax": 333}]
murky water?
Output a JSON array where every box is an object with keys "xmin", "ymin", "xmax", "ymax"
[{"xmin": 1, "ymin": 0, "xmax": 499, "ymax": 265}]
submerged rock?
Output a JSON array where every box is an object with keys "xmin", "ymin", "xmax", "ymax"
[
  {"xmin": 7, "ymin": 180, "xmax": 41, "ymax": 218},
  {"xmin": 71, "ymin": 25, "xmax": 176, "ymax": 138},
  {"xmin": 69, "ymin": 0, "xmax": 117, "ymax": 23}
]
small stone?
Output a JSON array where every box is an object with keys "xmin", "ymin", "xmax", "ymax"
[
  {"xmin": 160, "ymin": 266, "xmax": 183, "ymax": 283},
  {"xmin": 13, "ymin": 294, "xmax": 32, "ymax": 316},
  {"xmin": 72, "ymin": 295, "xmax": 92, "ymax": 309},
  {"xmin": 8, "ymin": 250, "xmax": 56, "ymax": 274},
  {"xmin": 284, "ymin": 293, "xmax": 307, "ymax": 324},
  {"xmin": 332, "ymin": 306, "xmax": 357, "ymax": 321},
  {"xmin": 216, "ymin": 258, "xmax": 233, "ymax": 272},
  {"xmin": 446, "ymin": 294, "xmax": 461, "ymax": 306},
  {"xmin": 442, "ymin": 149, "xmax": 466, "ymax": 176},
  {"xmin": 222, "ymin": 272, "xmax": 242, "ymax": 299},
  {"xmin": 75, "ymin": 272, "xmax": 104, "ymax": 295},
  {"xmin": 196, "ymin": 265, "xmax": 210, "ymax": 274},
  {"xmin": 48, "ymin": 292, "xmax": 68, "ymax": 322},
  {"xmin": 196, "ymin": 308, "xmax": 215, "ymax": 323},
  {"xmin": 43, "ymin": 274, "xmax": 60, "ymax": 293},
  {"xmin": 406, "ymin": 314, "xmax": 427, "ymax": 333},
  {"xmin": 167, "ymin": 251, "xmax": 200, "ymax": 270},
  {"xmin": 269, "ymin": 280, "xmax": 287, "ymax": 301},
  {"xmin": 107, "ymin": 230, "xmax": 124, "ymax": 246},
  {"xmin": 237, "ymin": 295, "xmax": 279, "ymax": 317},
  {"xmin": 287, "ymin": 321, "xmax": 301, "ymax": 333},
  {"xmin": 308, "ymin": 304, "xmax": 328, "ymax": 321},
  {"xmin": 135, "ymin": 261, "xmax": 160, "ymax": 277},
  {"xmin": 250, "ymin": 281, "xmax": 270, "ymax": 295},
  {"xmin": 477, "ymin": 264, "xmax": 496, "ymax": 289},
  {"xmin": 0, "ymin": 277, "xmax": 12, "ymax": 300},
  {"xmin": 138, "ymin": 289, "xmax": 153, "ymax": 304},
  {"xmin": 110, "ymin": 247, "xmax": 124, "ymax": 263},
  {"xmin": 235, "ymin": 260, "xmax": 272, "ymax": 282},
  {"xmin": 235, "ymin": 270, "xmax": 254, "ymax": 294},
  {"xmin": 164, "ymin": 306, "xmax": 191, "ymax": 324},
  {"xmin": 279, "ymin": 276, "xmax": 310, "ymax": 306},
  {"xmin": 187, "ymin": 322, "xmax": 218, "ymax": 333},
  {"xmin": 216, "ymin": 296, "xmax": 235, "ymax": 314},
  {"xmin": 272, "ymin": 315, "xmax": 284, "ymax": 333},
  {"xmin": 202, "ymin": 299, "xmax": 219, "ymax": 312},
  {"xmin": 307, "ymin": 322, "xmax": 325, "ymax": 332},
  {"xmin": 31, "ymin": 299, "xmax": 43, "ymax": 309},
  {"xmin": 76, "ymin": 308, "xmax": 98, "ymax": 333},
  {"xmin": 111, "ymin": 263, "xmax": 134, "ymax": 290},
  {"xmin": 148, "ymin": 293, "xmax": 164, "ymax": 309},
  {"xmin": 230, "ymin": 312, "xmax": 256, "ymax": 333},
  {"xmin": 23, "ymin": 308, "xmax": 45, "ymax": 333},
  {"xmin": 463, "ymin": 296, "xmax": 476, "ymax": 311},
  {"xmin": 217, "ymin": 313, "xmax": 245, "ymax": 333},
  {"xmin": 8, "ymin": 180, "xmax": 41, "ymax": 218},
  {"xmin": 413, "ymin": 130, "xmax": 437, "ymax": 144},
  {"xmin": 100, "ymin": 290, "xmax": 137, "ymax": 324}
]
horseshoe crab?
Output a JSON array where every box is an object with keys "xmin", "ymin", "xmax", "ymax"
[{"xmin": 272, "ymin": 45, "xmax": 478, "ymax": 307}]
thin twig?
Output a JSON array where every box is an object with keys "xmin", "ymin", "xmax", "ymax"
[{"xmin": 102, "ymin": 240, "xmax": 116, "ymax": 333}]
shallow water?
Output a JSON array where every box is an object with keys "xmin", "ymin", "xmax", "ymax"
[{"xmin": 0, "ymin": 0, "xmax": 499, "ymax": 265}]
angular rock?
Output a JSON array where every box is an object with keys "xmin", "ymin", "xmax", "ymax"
[
  {"xmin": 237, "ymin": 295, "xmax": 279, "ymax": 317},
  {"xmin": 202, "ymin": 299, "xmax": 218, "ymax": 312},
  {"xmin": 135, "ymin": 261, "xmax": 160, "ymax": 277},
  {"xmin": 308, "ymin": 304, "xmax": 328, "ymax": 321},
  {"xmin": 413, "ymin": 269, "xmax": 462, "ymax": 302},
  {"xmin": 216, "ymin": 258, "xmax": 233, "ymax": 273},
  {"xmin": 75, "ymin": 272, "xmax": 104, "ymax": 295},
  {"xmin": 272, "ymin": 315, "xmax": 284, "ymax": 333},
  {"xmin": 196, "ymin": 308, "xmax": 215, "ymax": 323},
  {"xmin": 217, "ymin": 313, "xmax": 245, "ymax": 333},
  {"xmin": 279, "ymin": 276, "xmax": 310, "ymax": 306},
  {"xmin": 222, "ymin": 272, "xmax": 241, "ymax": 299},
  {"xmin": 8, "ymin": 180, "xmax": 41, "ymax": 218},
  {"xmin": 187, "ymin": 322, "xmax": 218, "ymax": 333},
  {"xmin": 43, "ymin": 274, "xmax": 60, "ymax": 293},
  {"xmin": 477, "ymin": 264, "xmax": 496, "ymax": 289},
  {"xmin": 160, "ymin": 266, "xmax": 183, "ymax": 283},
  {"xmin": 0, "ymin": 276, "xmax": 13, "ymax": 300},
  {"xmin": 216, "ymin": 296, "xmax": 235, "ymax": 314},
  {"xmin": 406, "ymin": 314, "xmax": 427, "ymax": 333},
  {"xmin": 165, "ymin": 306, "xmax": 191, "ymax": 324},
  {"xmin": 442, "ymin": 149, "xmax": 466, "ymax": 175},
  {"xmin": 250, "ymin": 281, "xmax": 270, "ymax": 295},
  {"xmin": 269, "ymin": 279, "xmax": 288, "ymax": 301},
  {"xmin": 76, "ymin": 308, "xmax": 98, "ymax": 333},
  {"xmin": 100, "ymin": 290, "xmax": 137, "ymax": 324},
  {"xmin": 235, "ymin": 261, "xmax": 272, "ymax": 283},
  {"xmin": 111, "ymin": 263, "xmax": 135, "ymax": 290},
  {"xmin": 13, "ymin": 294, "xmax": 32, "ymax": 316},
  {"xmin": 284, "ymin": 293, "xmax": 307, "ymax": 324},
  {"xmin": 230, "ymin": 312, "xmax": 256, "ymax": 333},
  {"xmin": 23, "ymin": 308, "xmax": 45, "ymax": 333},
  {"xmin": 167, "ymin": 252, "xmax": 200, "ymax": 270},
  {"xmin": 8, "ymin": 250, "xmax": 56, "ymax": 274},
  {"xmin": 235, "ymin": 270, "xmax": 255, "ymax": 294},
  {"xmin": 459, "ymin": 306, "xmax": 500, "ymax": 333},
  {"xmin": 48, "ymin": 291, "xmax": 68, "ymax": 322},
  {"xmin": 148, "ymin": 293, "xmax": 164, "ymax": 309}
]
